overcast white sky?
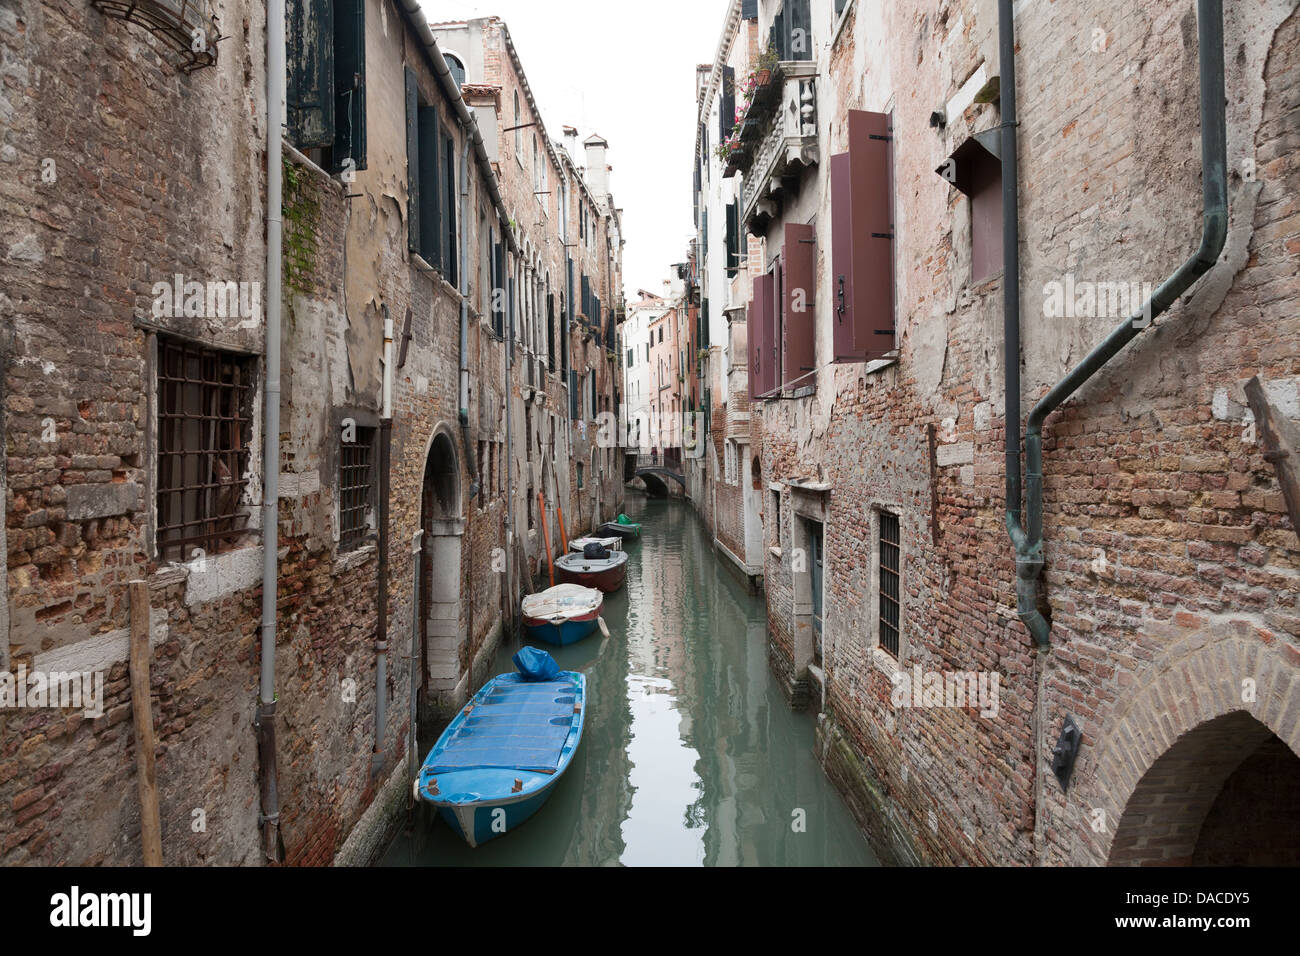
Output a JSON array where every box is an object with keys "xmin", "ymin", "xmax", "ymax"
[{"xmin": 417, "ymin": 0, "xmax": 725, "ymax": 302}]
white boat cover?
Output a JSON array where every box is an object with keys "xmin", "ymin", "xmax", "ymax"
[
  {"xmin": 568, "ymin": 536, "xmax": 623, "ymax": 552},
  {"xmin": 521, "ymin": 583, "xmax": 603, "ymax": 621}
]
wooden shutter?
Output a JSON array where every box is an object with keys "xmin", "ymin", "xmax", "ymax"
[
  {"xmin": 547, "ymin": 293, "xmax": 556, "ymax": 369},
  {"xmin": 782, "ymin": 222, "xmax": 816, "ymax": 387},
  {"xmin": 720, "ymin": 66, "xmax": 736, "ymax": 142},
  {"xmin": 443, "ymin": 129, "xmax": 457, "ymax": 285},
  {"xmin": 750, "ymin": 273, "xmax": 774, "ymax": 399},
  {"xmin": 746, "ymin": 294, "xmax": 759, "ymax": 399},
  {"xmin": 492, "ymin": 238, "xmax": 504, "ymax": 336},
  {"xmin": 725, "ymin": 201, "xmax": 739, "ymax": 277},
  {"xmin": 418, "ymin": 106, "xmax": 442, "ymax": 269},
  {"xmin": 287, "ymin": 0, "xmax": 334, "ymax": 150},
  {"xmin": 764, "ymin": 264, "xmax": 774, "ymax": 395},
  {"xmin": 404, "ymin": 67, "xmax": 419, "ymax": 253},
  {"xmin": 832, "ymin": 110, "xmax": 895, "ymax": 362},
  {"xmin": 332, "ymin": 0, "xmax": 365, "ymax": 171}
]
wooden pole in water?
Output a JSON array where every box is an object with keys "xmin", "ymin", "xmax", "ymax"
[
  {"xmin": 128, "ymin": 580, "xmax": 163, "ymax": 867},
  {"xmin": 538, "ymin": 491, "xmax": 555, "ymax": 587},
  {"xmin": 557, "ymin": 504, "xmax": 569, "ymax": 557}
]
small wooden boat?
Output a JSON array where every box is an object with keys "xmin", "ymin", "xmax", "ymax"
[
  {"xmin": 596, "ymin": 520, "xmax": 641, "ymax": 540},
  {"xmin": 556, "ymin": 549, "xmax": 628, "ymax": 592},
  {"xmin": 416, "ymin": 648, "xmax": 585, "ymax": 848},
  {"xmin": 522, "ymin": 584, "xmax": 603, "ymax": 646},
  {"xmin": 568, "ymin": 535, "xmax": 622, "ymax": 554}
]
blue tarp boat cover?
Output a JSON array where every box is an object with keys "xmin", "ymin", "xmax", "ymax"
[
  {"xmin": 514, "ymin": 646, "xmax": 561, "ymax": 681},
  {"xmin": 426, "ymin": 677, "xmax": 577, "ymax": 774}
]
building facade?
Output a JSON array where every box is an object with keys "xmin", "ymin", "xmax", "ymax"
[
  {"xmin": 686, "ymin": 0, "xmax": 1300, "ymax": 865},
  {"xmin": 1, "ymin": 0, "xmax": 622, "ymax": 865}
]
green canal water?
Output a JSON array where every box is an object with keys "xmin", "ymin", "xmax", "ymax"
[{"xmin": 380, "ymin": 495, "xmax": 878, "ymax": 866}]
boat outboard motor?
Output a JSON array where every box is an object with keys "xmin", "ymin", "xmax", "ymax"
[{"xmin": 583, "ymin": 542, "xmax": 610, "ymax": 560}]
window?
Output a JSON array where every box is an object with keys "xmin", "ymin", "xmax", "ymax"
[
  {"xmin": 339, "ymin": 425, "xmax": 376, "ymax": 551},
  {"xmin": 771, "ymin": 0, "xmax": 813, "ymax": 61},
  {"xmin": 831, "ymin": 109, "xmax": 895, "ymax": 362},
  {"xmin": 405, "ymin": 67, "xmax": 454, "ymax": 275},
  {"xmin": 724, "ymin": 199, "xmax": 740, "ymax": 277},
  {"xmin": 878, "ymin": 510, "xmax": 901, "ymax": 657},
  {"xmin": 156, "ymin": 337, "xmax": 254, "ymax": 563},
  {"xmin": 657, "ymin": 327, "xmax": 663, "ymax": 344},
  {"xmin": 444, "ymin": 53, "xmax": 465, "ymax": 89},
  {"xmin": 626, "ymin": 348, "xmax": 633, "ymax": 368},
  {"xmin": 443, "ymin": 126, "xmax": 458, "ymax": 286},
  {"xmin": 490, "ymin": 230, "xmax": 505, "ymax": 337},
  {"xmin": 959, "ymin": 139, "xmax": 1003, "ymax": 283},
  {"xmin": 514, "ymin": 91, "xmax": 522, "ymax": 156},
  {"xmin": 286, "ymin": 0, "xmax": 367, "ymax": 174},
  {"xmin": 719, "ymin": 65, "xmax": 736, "ymax": 143},
  {"xmin": 577, "ymin": 462, "xmax": 584, "ymax": 489}
]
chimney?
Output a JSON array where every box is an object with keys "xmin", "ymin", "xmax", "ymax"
[{"xmin": 583, "ymin": 133, "xmax": 609, "ymax": 205}]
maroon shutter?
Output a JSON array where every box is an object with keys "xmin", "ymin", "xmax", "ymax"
[
  {"xmin": 783, "ymin": 222, "xmax": 816, "ymax": 387},
  {"xmin": 746, "ymin": 296, "xmax": 759, "ymax": 399},
  {"xmin": 848, "ymin": 110, "xmax": 895, "ymax": 358},
  {"xmin": 769, "ymin": 261, "xmax": 783, "ymax": 396},
  {"xmin": 830, "ymin": 151, "xmax": 855, "ymax": 360},
  {"xmin": 751, "ymin": 273, "xmax": 774, "ymax": 399},
  {"xmin": 833, "ymin": 111, "xmax": 895, "ymax": 362}
]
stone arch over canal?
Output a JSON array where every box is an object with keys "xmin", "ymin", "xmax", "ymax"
[{"xmin": 1083, "ymin": 629, "xmax": 1300, "ymax": 866}]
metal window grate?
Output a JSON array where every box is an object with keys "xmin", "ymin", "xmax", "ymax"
[
  {"xmin": 339, "ymin": 428, "xmax": 376, "ymax": 551},
  {"xmin": 879, "ymin": 511, "xmax": 901, "ymax": 657},
  {"xmin": 156, "ymin": 338, "xmax": 253, "ymax": 563}
]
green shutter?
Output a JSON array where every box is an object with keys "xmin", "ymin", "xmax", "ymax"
[
  {"xmin": 405, "ymin": 66, "xmax": 419, "ymax": 253},
  {"xmin": 332, "ymin": 0, "xmax": 366, "ymax": 172},
  {"xmin": 443, "ymin": 129, "xmax": 457, "ymax": 286},
  {"xmin": 287, "ymin": 0, "xmax": 335, "ymax": 150},
  {"xmin": 418, "ymin": 105, "xmax": 442, "ymax": 268}
]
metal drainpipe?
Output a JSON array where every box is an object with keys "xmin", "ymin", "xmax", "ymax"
[
  {"xmin": 504, "ymin": 250, "xmax": 516, "ymax": 644},
  {"xmin": 1004, "ymin": 0, "xmax": 1228, "ymax": 646},
  {"xmin": 257, "ymin": 0, "xmax": 285, "ymax": 864},
  {"xmin": 459, "ymin": 134, "xmax": 480, "ymax": 497},
  {"xmin": 374, "ymin": 310, "xmax": 394, "ymax": 772}
]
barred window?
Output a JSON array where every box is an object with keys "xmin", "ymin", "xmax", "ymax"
[
  {"xmin": 156, "ymin": 337, "xmax": 254, "ymax": 563},
  {"xmin": 879, "ymin": 510, "xmax": 901, "ymax": 657},
  {"xmin": 339, "ymin": 426, "xmax": 376, "ymax": 551}
]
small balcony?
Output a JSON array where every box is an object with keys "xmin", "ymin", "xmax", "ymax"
[{"xmin": 739, "ymin": 61, "xmax": 819, "ymax": 232}]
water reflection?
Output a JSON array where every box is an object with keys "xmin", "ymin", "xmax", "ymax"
[{"xmin": 381, "ymin": 496, "xmax": 876, "ymax": 867}]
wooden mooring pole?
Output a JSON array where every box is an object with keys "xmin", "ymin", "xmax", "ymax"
[{"xmin": 128, "ymin": 580, "xmax": 163, "ymax": 866}]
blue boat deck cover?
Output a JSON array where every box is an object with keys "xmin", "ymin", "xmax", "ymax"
[{"xmin": 427, "ymin": 678, "xmax": 578, "ymax": 774}]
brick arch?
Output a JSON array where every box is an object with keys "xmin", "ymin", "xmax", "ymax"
[{"xmin": 1084, "ymin": 629, "xmax": 1300, "ymax": 865}]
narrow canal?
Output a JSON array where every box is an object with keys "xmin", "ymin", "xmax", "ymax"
[{"xmin": 381, "ymin": 495, "xmax": 877, "ymax": 866}]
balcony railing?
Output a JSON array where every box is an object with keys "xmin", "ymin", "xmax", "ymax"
[{"xmin": 740, "ymin": 62, "xmax": 819, "ymax": 230}]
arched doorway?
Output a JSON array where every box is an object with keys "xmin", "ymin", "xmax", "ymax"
[
  {"xmin": 418, "ymin": 428, "xmax": 464, "ymax": 719},
  {"xmin": 1108, "ymin": 711, "xmax": 1300, "ymax": 865}
]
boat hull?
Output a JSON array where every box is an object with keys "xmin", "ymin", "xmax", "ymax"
[
  {"xmin": 417, "ymin": 670, "xmax": 586, "ymax": 848},
  {"xmin": 555, "ymin": 551, "xmax": 627, "ymax": 592},
  {"xmin": 597, "ymin": 522, "xmax": 640, "ymax": 540},
  {"xmin": 522, "ymin": 613, "xmax": 600, "ymax": 646}
]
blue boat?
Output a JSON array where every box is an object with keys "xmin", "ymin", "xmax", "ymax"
[
  {"xmin": 521, "ymin": 584, "xmax": 604, "ymax": 646},
  {"xmin": 415, "ymin": 648, "xmax": 586, "ymax": 847}
]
